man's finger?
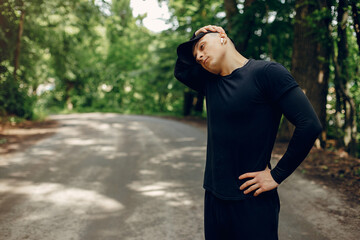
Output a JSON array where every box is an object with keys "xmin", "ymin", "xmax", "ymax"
[
  {"xmin": 215, "ymin": 26, "xmax": 225, "ymax": 33},
  {"xmin": 243, "ymin": 183, "xmax": 260, "ymax": 194},
  {"xmin": 195, "ymin": 28, "xmax": 208, "ymax": 36},
  {"xmin": 195, "ymin": 25, "xmax": 226, "ymax": 36},
  {"xmin": 238, "ymin": 172, "xmax": 257, "ymax": 179},
  {"xmin": 254, "ymin": 188, "xmax": 263, "ymax": 197},
  {"xmin": 239, "ymin": 178, "xmax": 256, "ymax": 190},
  {"xmin": 209, "ymin": 27, "xmax": 223, "ymax": 34}
]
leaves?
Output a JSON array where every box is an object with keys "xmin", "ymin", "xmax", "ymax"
[{"xmin": 0, "ymin": 0, "xmax": 359, "ymax": 145}]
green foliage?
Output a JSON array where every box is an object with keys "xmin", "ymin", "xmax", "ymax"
[
  {"xmin": 0, "ymin": 0, "xmax": 359, "ymax": 153},
  {"xmin": 0, "ymin": 71, "xmax": 35, "ymax": 119},
  {"xmin": 245, "ymin": 0, "xmax": 296, "ymax": 66}
]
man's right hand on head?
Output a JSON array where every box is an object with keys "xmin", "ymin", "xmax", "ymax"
[{"xmin": 194, "ymin": 25, "xmax": 227, "ymax": 37}]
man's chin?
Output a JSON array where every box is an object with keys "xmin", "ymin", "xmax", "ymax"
[{"xmin": 203, "ymin": 67, "xmax": 219, "ymax": 75}]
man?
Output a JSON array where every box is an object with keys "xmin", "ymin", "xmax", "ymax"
[{"xmin": 174, "ymin": 25, "xmax": 323, "ymax": 240}]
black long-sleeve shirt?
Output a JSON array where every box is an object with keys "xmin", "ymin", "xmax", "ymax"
[{"xmin": 174, "ymin": 58, "xmax": 322, "ymax": 200}]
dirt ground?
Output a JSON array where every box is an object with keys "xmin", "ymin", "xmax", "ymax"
[
  {"xmin": 1, "ymin": 114, "xmax": 359, "ymax": 204},
  {"xmin": 0, "ymin": 118, "xmax": 59, "ymax": 154}
]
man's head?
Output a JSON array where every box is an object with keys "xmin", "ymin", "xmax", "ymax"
[
  {"xmin": 192, "ymin": 32, "xmax": 236, "ymax": 74},
  {"xmin": 177, "ymin": 31, "xmax": 236, "ymax": 75}
]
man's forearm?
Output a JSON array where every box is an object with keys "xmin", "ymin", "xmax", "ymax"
[
  {"xmin": 270, "ymin": 86, "xmax": 323, "ymax": 184},
  {"xmin": 270, "ymin": 120, "xmax": 322, "ymax": 184}
]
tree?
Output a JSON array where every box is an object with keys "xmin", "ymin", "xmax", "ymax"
[
  {"xmin": 350, "ymin": 0, "xmax": 360, "ymax": 54},
  {"xmin": 224, "ymin": 0, "xmax": 257, "ymax": 54},
  {"xmin": 332, "ymin": 0, "xmax": 357, "ymax": 156},
  {"xmin": 0, "ymin": 0, "xmax": 45, "ymax": 119},
  {"xmin": 13, "ymin": 0, "xmax": 25, "ymax": 81},
  {"xmin": 277, "ymin": 0, "xmax": 332, "ymax": 151}
]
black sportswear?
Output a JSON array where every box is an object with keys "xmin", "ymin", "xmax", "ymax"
[{"xmin": 174, "ymin": 58, "xmax": 322, "ymax": 200}]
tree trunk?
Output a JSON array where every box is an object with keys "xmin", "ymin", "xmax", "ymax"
[
  {"xmin": 194, "ymin": 93, "xmax": 204, "ymax": 113},
  {"xmin": 223, "ymin": 0, "xmax": 256, "ymax": 54},
  {"xmin": 13, "ymin": 5, "xmax": 25, "ymax": 80},
  {"xmin": 333, "ymin": 0, "xmax": 358, "ymax": 157},
  {"xmin": 223, "ymin": 0, "xmax": 238, "ymax": 32},
  {"xmin": 350, "ymin": 0, "xmax": 360, "ymax": 54},
  {"xmin": 183, "ymin": 91, "xmax": 194, "ymax": 116},
  {"xmin": 277, "ymin": 0, "xmax": 331, "ymax": 149},
  {"xmin": 65, "ymin": 80, "xmax": 74, "ymax": 111}
]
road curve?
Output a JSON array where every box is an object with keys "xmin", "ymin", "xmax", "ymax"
[{"xmin": 0, "ymin": 113, "xmax": 358, "ymax": 240}]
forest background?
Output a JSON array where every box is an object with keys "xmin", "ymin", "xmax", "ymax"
[{"xmin": 0, "ymin": 0, "xmax": 359, "ymax": 160}]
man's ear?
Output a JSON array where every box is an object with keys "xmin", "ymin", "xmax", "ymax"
[{"xmin": 219, "ymin": 33, "xmax": 227, "ymax": 44}]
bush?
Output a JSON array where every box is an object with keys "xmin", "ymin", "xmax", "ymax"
[{"xmin": 0, "ymin": 72, "xmax": 35, "ymax": 120}]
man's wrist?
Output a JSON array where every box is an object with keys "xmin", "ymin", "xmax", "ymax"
[{"xmin": 270, "ymin": 169, "xmax": 282, "ymax": 185}]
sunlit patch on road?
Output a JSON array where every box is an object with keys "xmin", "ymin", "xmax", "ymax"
[
  {"xmin": 148, "ymin": 146, "xmax": 205, "ymax": 168},
  {"xmin": 127, "ymin": 180, "xmax": 194, "ymax": 207},
  {"xmin": 0, "ymin": 179, "xmax": 124, "ymax": 212}
]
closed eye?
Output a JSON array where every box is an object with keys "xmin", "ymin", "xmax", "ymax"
[{"xmin": 193, "ymin": 41, "xmax": 205, "ymax": 59}]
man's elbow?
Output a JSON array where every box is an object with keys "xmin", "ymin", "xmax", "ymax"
[{"xmin": 310, "ymin": 120, "xmax": 323, "ymax": 138}]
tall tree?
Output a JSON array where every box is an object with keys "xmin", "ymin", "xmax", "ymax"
[
  {"xmin": 0, "ymin": 0, "xmax": 45, "ymax": 119},
  {"xmin": 277, "ymin": 0, "xmax": 331, "ymax": 150},
  {"xmin": 224, "ymin": 0, "xmax": 262, "ymax": 53},
  {"xmin": 332, "ymin": 0, "xmax": 357, "ymax": 156},
  {"xmin": 224, "ymin": 0, "xmax": 256, "ymax": 54},
  {"xmin": 223, "ymin": 0, "xmax": 238, "ymax": 32},
  {"xmin": 13, "ymin": 0, "xmax": 25, "ymax": 81},
  {"xmin": 350, "ymin": 0, "xmax": 360, "ymax": 54}
]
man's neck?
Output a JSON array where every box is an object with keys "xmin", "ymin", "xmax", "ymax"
[{"xmin": 219, "ymin": 51, "xmax": 248, "ymax": 76}]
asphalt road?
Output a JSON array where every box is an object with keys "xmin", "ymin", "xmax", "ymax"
[{"xmin": 0, "ymin": 113, "xmax": 358, "ymax": 240}]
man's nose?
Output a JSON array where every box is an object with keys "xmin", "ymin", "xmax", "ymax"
[{"xmin": 196, "ymin": 54, "xmax": 203, "ymax": 63}]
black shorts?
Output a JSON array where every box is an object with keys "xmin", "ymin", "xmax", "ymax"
[{"xmin": 204, "ymin": 189, "xmax": 280, "ymax": 240}]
